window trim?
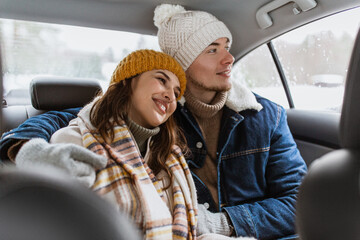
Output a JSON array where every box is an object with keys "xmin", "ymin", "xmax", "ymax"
[{"xmin": 267, "ymin": 41, "xmax": 294, "ymax": 108}]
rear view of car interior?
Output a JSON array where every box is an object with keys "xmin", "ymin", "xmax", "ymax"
[{"xmin": 1, "ymin": 0, "xmax": 360, "ymax": 239}]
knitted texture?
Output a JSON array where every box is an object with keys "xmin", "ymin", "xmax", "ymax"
[
  {"xmin": 110, "ymin": 49, "xmax": 186, "ymax": 99},
  {"xmin": 197, "ymin": 204, "xmax": 233, "ymax": 236},
  {"xmin": 154, "ymin": 4, "xmax": 233, "ymax": 71},
  {"xmin": 126, "ymin": 117, "xmax": 160, "ymax": 154},
  {"xmin": 185, "ymin": 91, "xmax": 227, "ymax": 207},
  {"xmin": 15, "ymin": 138, "xmax": 107, "ymax": 188}
]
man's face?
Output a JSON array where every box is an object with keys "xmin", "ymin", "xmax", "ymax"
[{"xmin": 186, "ymin": 37, "xmax": 234, "ymax": 94}]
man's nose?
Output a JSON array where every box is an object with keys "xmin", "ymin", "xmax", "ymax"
[{"xmin": 222, "ymin": 51, "xmax": 235, "ymax": 66}]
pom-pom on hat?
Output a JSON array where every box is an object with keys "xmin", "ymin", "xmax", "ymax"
[
  {"xmin": 110, "ymin": 49, "xmax": 186, "ymax": 99},
  {"xmin": 154, "ymin": 4, "xmax": 232, "ymax": 71}
]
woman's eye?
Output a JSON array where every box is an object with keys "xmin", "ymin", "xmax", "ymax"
[
  {"xmin": 207, "ymin": 48, "xmax": 216, "ymax": 53},
  {"xmin": 157, "ymin": 77, "xmax": 166, "ymax": 84},
  {"xmin": 225, "ymin": 46, "xmax": 230, "ymax": 51},
  {"xmin": 174, "ymin": 92, "xmax": 180, "ymax": 99}
]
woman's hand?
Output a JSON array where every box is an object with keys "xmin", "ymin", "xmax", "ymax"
[{"xmin": 15, "ymin": 138, "xmax": 107, "ymax": 187}]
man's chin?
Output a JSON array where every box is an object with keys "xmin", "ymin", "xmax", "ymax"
[
  {"xmin": 223, "ymin": 83, "xmax": 232, "ymax": 92},
  {"xmin": 208, "ymin": 83, "xmax": 232, "ymax": 92},
  {"xmin": 189, "ymin": 79, "xmax": 232, "ymax": 93}
]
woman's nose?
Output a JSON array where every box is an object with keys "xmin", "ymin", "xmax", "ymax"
[{"xmin": 163, "ymin": 89, "xmax": 175, "ymax": 102}]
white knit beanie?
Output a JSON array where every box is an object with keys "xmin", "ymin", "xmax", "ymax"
[{"xmin": 154, "ymin": 4, "xmax": 232, "ymax": 71}]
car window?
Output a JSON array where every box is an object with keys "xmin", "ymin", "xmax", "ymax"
[
  {"xmin": 234, "ymin": 7, "xmax": 360, "ymax": 112},
  {"xmin": 231, "ymin": 44, "xmax": 289, "ymax": 108},
  {"xmin": 0, "ymin": 19, "xmax": 160, "ymax": 106}
]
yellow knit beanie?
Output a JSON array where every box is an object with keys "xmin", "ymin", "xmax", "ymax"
[{"xmin": 110, "ymin": 49, "xmax": 186, "ymax": 99}]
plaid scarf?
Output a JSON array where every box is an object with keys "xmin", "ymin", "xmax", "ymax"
[{"xmin": 77, "ymin": 102, "xmax": 197, "ymax": 239}]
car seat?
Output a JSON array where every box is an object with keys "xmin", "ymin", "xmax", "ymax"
[
  {"xmin": 0, "ymin": 167, "xmax": 141, "ymax": 240},
  {"xmin": 1, "ymin": 76, "xmax": 102, "ymax": 135},
  {"xmin": 295, "ymin": 28, "xmax": 360, "ymax": 239}
]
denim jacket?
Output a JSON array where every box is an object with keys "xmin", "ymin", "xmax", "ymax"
[
  {"xmin": 0, "ymin": 88, "xmax": 307, "ymax": 240},
  {"xmin": 175, "ymin": 93, "xmax": 307, "ymax": 239},
  {"xmin": 0, "ymin": 108, "xmax": 81, "ymax": 161}
]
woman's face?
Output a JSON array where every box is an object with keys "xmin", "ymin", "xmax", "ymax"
[{"xmin": 129, "ymin": 69, "xmax": 181, "ymax": 128}]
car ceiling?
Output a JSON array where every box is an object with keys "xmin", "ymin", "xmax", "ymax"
[{"xmin": 0, "ymin": 0, "xmax": 360, "ymax": 61}]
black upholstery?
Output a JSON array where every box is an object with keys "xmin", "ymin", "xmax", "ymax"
[
  {"xmin": 31, "ymin": 76, "xmax": 102, "ymax": 110},
  {"xmin": 0, "ymin": 167, "xmax": 141, "ymax": 240},
  {"xmin": 296, "ymin": 29, "xmax": 360, "ymax": 239},
  {"xmin": 339, "ymin": 31, "xmax": 360, "ymax": 149},
  {"xmin": 1, "ymin": 77, "xmax": 102, "ymax": 135},
  {"xmin": 0, "ymin": 45, "xmax": 3, "ymax": 132}
]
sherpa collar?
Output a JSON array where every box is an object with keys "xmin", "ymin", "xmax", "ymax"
[{"xmin": 179, "ymin": 80, "xmax": 263, "ymax": 112}]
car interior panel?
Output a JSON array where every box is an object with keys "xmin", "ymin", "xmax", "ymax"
[{"xmin": 287, "ymin": 109, "xmax": 341, "ymax": 166}]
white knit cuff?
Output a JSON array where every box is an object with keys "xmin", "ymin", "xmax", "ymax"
[{"xmin": 15, "ymin": 138, "xmax": 48, "ymax": 167}]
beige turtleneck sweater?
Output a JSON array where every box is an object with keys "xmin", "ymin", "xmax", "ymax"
[
  {"xmin": 184, "ymin": 90, "xmax": 227, "ymax": 208},
  {"xmin": 126, "ymin": 117, "xmax": 160, "ymax": 156}
]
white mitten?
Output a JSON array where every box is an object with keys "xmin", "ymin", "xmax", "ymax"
[
  {"xmin": 15, "ymin": 138, "xmax": 107, "ymax": 187},
  {"xmin": 197, "ymin": 203, "xmax": 233, "ymax": 236}
]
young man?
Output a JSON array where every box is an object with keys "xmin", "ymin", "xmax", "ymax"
[{"xmin": 0, "ymin": 4, "xmax": 307, "ymax": 239}]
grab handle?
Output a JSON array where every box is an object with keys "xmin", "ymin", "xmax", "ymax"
[{"xmin": 256, "ymin": 0, "xmax": 317, "ymax": 29}]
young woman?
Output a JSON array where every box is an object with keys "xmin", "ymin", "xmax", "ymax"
[{"xmin": 44, "ymin": 49, "xmax": 197, "ymax": 239}]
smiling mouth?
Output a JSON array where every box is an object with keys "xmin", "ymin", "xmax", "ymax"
[
  {"xmin": 217, "ymin": 69, "xmax": 232, "ymax": 77},
  {"xmin": 153, "ymin": 99, "xmax": 167, "ymax": 114}
]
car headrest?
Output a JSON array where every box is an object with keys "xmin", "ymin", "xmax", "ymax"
[
  {"xmin": 30, "ymin": 76, "xmax": 102, "ymax": 110},
  {"xmin": 340, "ymin": 28, "xmax": 360, "ymax": 149},
  {"xmin": 0, "ymin": 167, "xmax": 141, "ymax": 240}
]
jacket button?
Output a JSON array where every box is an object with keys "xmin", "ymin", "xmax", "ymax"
[
  {"xmin": 204, "ymin": 202, "xmax": 210, "ymax": 209},
  {"xmin": 196, "ymin": 142, "xmax": 203, "ymax": 149}
]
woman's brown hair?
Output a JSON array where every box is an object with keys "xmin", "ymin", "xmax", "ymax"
[{"xmin": 90, "ymin": 77, "xmax": 188, "ymax": 182}]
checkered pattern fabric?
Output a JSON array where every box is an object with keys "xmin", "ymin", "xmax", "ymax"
[{"xmin": 76, "ymin": 102, "xmax": 197, "ymax": 239}]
